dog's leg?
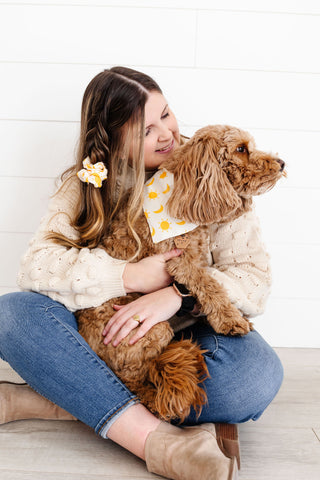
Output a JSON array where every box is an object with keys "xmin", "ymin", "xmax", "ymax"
[{"xmin": 167, "ymin": 254, "xmax": 251, "ymax": 336}]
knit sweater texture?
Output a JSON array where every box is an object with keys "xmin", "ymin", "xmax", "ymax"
[{"xmin": 17, "ymin": 175, "xmax": 272, "ymax": 316}]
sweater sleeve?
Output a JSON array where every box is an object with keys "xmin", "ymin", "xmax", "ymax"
[
  {"xmin": 17, "ymin": 176, "xmax": 127, "ymax": 312},
  {"xmin": 208, "ymin": 208, "xmax": 272, "ymax": 317}
]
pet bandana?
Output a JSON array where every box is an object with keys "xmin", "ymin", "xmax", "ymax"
[{"xmin": 143, "ymin": 168, "xmax": 198, "ymax": 244}]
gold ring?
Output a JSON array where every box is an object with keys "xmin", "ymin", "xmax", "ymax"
[{"xmin": 133, "ymin": 314, "xmax": 141, "ymax": 324}]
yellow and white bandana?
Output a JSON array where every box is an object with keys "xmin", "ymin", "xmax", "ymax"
[{"xmin": 143, "ymin": 168, "xmax": 198, "ymax": 244}]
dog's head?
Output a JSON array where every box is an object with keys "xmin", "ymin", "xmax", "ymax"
[
  {"xmin": 163, "ymin": 125, "xmax": 286, "ymax": 225},
  {"xmin": 211, "ymin": 125, "xmax": 286, "ymax": 198}
]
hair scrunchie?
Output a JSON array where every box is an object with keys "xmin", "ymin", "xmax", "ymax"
[{"xmin": 77, "ymin": 157, "xmax": 108, "ymax": 188}]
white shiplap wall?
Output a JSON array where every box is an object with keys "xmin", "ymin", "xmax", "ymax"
[{"xmin": 0, "ymin": 0, "xmax": 319, "ymax": 347}]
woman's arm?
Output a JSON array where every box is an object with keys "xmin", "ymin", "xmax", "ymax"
[
  {"xmin": 17, "ymin": 176, "xmax": 128, "ymax": 311},
  {"xmin": 208, "ymin": 208, "xmax": 272, "ymax": 317}
]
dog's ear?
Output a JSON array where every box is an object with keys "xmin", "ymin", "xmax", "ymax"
[{"xmin": 166, "ymin": 135, "xmax": 242, "ymax": 224}]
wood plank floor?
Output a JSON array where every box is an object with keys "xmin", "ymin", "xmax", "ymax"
[{"xmin": 1, "ymin": 347, "xmax": 319, "ymax": 479}]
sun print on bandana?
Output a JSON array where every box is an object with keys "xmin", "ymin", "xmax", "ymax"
[{"xmin": 143, "ymin": 168, "xmax": 198, "ymax": 244}]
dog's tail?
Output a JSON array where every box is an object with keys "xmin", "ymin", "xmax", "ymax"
[{"xmin": 138, "ymin": 338, "xmax": 209, "ymax": 422}]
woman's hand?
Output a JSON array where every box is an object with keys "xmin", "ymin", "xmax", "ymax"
[
  {"xmin": 123, "ymin": 249, "xmax": 182, "ymax": 294},
  {"xmin": 102, "ymin": 286, "xmax": 182, "ymax": 347}
]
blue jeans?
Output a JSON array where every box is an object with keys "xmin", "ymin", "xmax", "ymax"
[{"xmin": 0, "ymin": 292, "xmax": 283, "ymax": 437}]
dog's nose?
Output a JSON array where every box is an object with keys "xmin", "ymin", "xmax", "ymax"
[{"xmin": 276, "ymin": 159, "xmax": 285, "ymax": 171}]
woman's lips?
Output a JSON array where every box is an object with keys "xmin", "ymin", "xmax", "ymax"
[{"xmin": 156, "ymin": 139, "xmax": 174, "ymax": 154}]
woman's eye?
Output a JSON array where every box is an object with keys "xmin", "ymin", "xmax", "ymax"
[
  {"xmin": 145, "ymin": 128, "xmax": 151, "ymax": 137},
  {"xmin": 161, "ymin": 112, "xmax": 169, "ymax": 119},
  {"xmin": 237, "ymin": 146, "xmax": 246, "ymax": 153}
]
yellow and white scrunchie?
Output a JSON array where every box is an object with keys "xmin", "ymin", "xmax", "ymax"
[{"xmin": 77, "ymin": 157, "xmax": 108, "ymax": 188}]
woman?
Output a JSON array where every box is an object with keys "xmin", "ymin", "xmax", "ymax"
[{"xmin": 0, "ymin": 67, "xmax": 283, "ymax": 480}]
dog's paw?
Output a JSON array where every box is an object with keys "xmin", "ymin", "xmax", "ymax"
[
  {"xmin": 208, "ymin": 307, "xmax": 251, "ymax": 336},
  {"xmin": 228, "ymin": 316, "xmax": 251, "ymax": 336},
  {"xmin": 248, "ymin": 320, "xmax": 254, "ymax": 331}
]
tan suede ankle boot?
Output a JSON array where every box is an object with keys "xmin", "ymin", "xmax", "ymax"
[
  {"xmin": 145, "ymin": 421, "xmax": 238, "ymax": 480},
  {"xmin": 0, "ymin": 381, "xmax": 76, "ymax": 424}
]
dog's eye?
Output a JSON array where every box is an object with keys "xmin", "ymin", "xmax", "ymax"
[{"xmin": 236, "ymin": 146, "xmax": 247, "ymax": 153}]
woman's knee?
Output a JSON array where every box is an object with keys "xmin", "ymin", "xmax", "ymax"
[
  {"xmin": 249, "ymin": 338, "xmax": 284, "ymax": 420},
  {"xmin": 216, "ymin": 330, "xmax": 284, "ymax": 422},
  {"xmin": 0, "ymin": 292, "xmax": 29, "ymax": 360},
  {"xmin": 186, "ymin": 328, "xmax": 284, "ymax": 424},
  {"xmin": 0, "ymin": 292, "xmax": 25, "ymax": 336},
  {"xmin": 0, "ymin": 291, "xmax": 77, "ymax": 359},
  {"xmin": 245, "ymin": 329, "xmax": 284, "ymax": 398},
  {"xmin": 0, "ymin": 291, "xmax": 46, "ymax": 332}
]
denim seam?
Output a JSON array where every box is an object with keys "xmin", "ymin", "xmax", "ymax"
[
  {"xmin": 43, "ymin": 305, "xmax": 136, "ymax": 397},
  {"xmin": 97, "ymin": 397, "xmax": 140, "ymax": 436},
  {"xmin": 199, "ymin": 333, "xmax": 219, "ymax": 359}
]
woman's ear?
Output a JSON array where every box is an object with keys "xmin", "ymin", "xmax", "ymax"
[{"xmin": 166, "ymin": 136, "xmax": 242, "ymax": 225}]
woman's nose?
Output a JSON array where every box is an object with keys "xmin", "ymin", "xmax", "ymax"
[{"xmin": 158, "ymin": 125, "xmax": 172, "ymax": 142}]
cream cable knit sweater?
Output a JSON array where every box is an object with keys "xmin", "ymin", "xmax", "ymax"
[{"xmin": 17, "ymin": 175, "xmax": 272, "ymax": 316}]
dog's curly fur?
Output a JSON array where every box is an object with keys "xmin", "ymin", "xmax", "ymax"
[{"xmin": 76, "ymin": 125, "xmax": 285, "ymax": 421}]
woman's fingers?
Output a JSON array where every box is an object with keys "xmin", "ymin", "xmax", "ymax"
[
  {"xmin": 112, "ymin": 304, "xmax": 123, "ymax": 311},
  {"xmin": 102, "ymin": 305, "xmax": 145, "ymax": 345},
  {"xmin": 102, "ymin": 305, "xmax": 126, "ymax": 336},
  {"xmin": 102, "ymin": 287, "xmax": 182, "ymax": 347},
  {"xmin": 102, "ymin": 309, "xmax": 128, "ymax": 340},
  {"xmin": 111, "ymin": 317, "xmax": 145, "ymax": 347},
  {"xmin": 162, "ymin": 248, "xmax": 182, "ymax": 261},
  {"xmin": 112, "ymin": 316, "xmax": 156, "ymax": 347},
  {"xmin": 128, "ymin": 322, "xmax": 152, "ymax": 345}
]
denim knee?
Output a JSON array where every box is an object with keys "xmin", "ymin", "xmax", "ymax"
[
  {"xmin": 0, "ymin": 292, "xmax": 18, "ymax": 360},
  {"xmin": 180, "ymin": 327, "xmax": 284, "ymax": 425},
  {"xmin": 249, "ymin": 344, "xmax": 284, "ymax": 421},
  {"xmin": 209, "ymin": 330, "xmax": 284, "ymax": 423},
  {"xmin": 0, "ymin": 292, "xmax": 50, "ymax": 359}
]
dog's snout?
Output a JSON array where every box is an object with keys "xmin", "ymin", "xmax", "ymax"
[{"xmin": 276, "ymin": 159, "xmax": 285, "ymax": 171}]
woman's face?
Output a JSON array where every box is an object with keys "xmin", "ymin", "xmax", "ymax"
[{"xmin": 143, "ymin": 91, "xmax": 180, "ymax": 171}]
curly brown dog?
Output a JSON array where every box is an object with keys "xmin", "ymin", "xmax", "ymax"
[{"xmin": 76, "ymin": 125, "xmax": 286, "ymax": 421}]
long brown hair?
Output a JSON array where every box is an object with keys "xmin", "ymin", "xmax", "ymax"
[{"xmin": 49, "ymin": 66, "xmax": 162, "ymax": 251}]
